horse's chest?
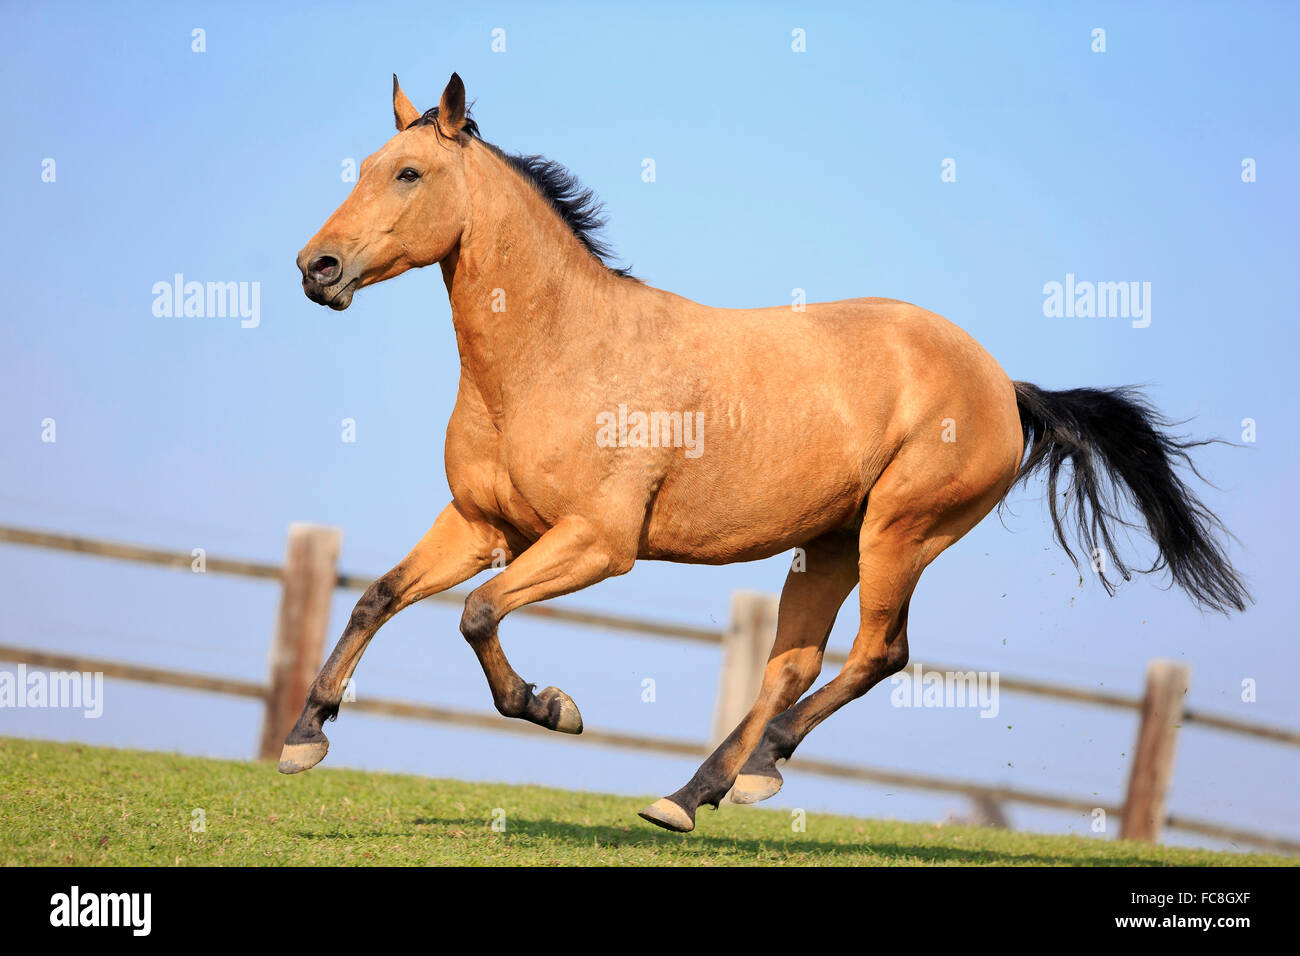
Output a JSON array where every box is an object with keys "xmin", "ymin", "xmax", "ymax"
[{"xmin": 445, "ymin": 424, "xmax": 570, "ymax": 539}]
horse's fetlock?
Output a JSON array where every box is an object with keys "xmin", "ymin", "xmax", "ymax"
[
  {"xmin": 492, "ymin": 682, "xmax": 531, "ymax": 718},
  {"xmin": 762, "ymin": 718, "xmax": 798, "ymax": 762}
]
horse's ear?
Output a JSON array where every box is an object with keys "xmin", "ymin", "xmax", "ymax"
[
  {"xmin": 392, "ymin": 74, "xmax": 420, "ymax": 131},
  {"xmin": 437, "ymin": 72, "xmax": 467, "ymax": 138}
]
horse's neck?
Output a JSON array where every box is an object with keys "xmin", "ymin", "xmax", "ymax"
[{"xmin": 440, "ymin": 142, "xmax": 620, "ymax": 410}]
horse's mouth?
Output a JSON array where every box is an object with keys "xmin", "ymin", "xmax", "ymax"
[
  {"xmin": 303, "ymin": 276, "xmax": 359, "ymax": 311},
  {"xmin": 325, "ymin": 277, "xmax": 359, "ymax": 311}
]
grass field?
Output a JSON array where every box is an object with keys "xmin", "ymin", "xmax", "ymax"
[{"xmin": 1, "ymin": 737, "xmax": 1291, "ymax": 866}]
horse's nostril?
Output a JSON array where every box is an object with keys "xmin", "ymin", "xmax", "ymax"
[{"xmin": 308, "ymin": 255, "xmax": 341, "ymax": 283}]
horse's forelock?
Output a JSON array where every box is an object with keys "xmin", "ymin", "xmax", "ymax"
[
  {"xmin": 406, "ymin": 106, "xmax": 482, "ymax": 141},
  {"xmin": 403, "ymin": 104, "xmax": 632, "ymax": 278}
]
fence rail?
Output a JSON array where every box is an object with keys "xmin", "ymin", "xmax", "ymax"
[
  {"xmin": 7, "ymin": 524, "xmax": 1293, "ymax": 743},
  {"xmin": 1, "ymin": 522, "xmax": 1297, "ymax": 855}
]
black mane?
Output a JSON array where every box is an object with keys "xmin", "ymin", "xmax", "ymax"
[{"xmin": 409, "ymin": 106, "xmax": 633, "ymax": 278}]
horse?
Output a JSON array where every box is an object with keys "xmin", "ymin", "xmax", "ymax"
[{"xmin": 285, "ymin": 73, "xmax": 1249, "ymax": 833}]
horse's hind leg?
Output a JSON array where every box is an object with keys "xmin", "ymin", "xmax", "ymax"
[
  {"xmin": 279, "ymin": 502, "xmax": 504, "ymax": 773},
  {"xmin": 732, "ymin": 449, "xmax": 1018, "ymax": 805},
  {"xmin": 637, "ymin": 531, "xmax": 859, "ymax": 832},
  {"xmin": 732, "ymin": 592, "xmax": 915, "ymax": 806}
]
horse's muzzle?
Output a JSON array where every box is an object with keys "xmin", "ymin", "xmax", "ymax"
[{"xmin": 297, "ymin": 247, "xmax": 357, "ymax": 310}]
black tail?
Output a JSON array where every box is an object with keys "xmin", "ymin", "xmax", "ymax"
[{"xmin": 1011, "ymin": 382, "xmax": 1250, "ymax": 613}]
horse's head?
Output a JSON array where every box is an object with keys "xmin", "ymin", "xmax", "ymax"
[{"xmin": 297, "ymin": 73, "xmax": 472, "ymax": 310}]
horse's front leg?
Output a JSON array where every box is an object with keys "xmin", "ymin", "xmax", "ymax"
[
  {"xmin": 459, "ymin": 514, "xmax": 636, "ymax": 733},
  {"xmin": 278, "ymin": 501, "xmax": 506, "ymax": 773}
]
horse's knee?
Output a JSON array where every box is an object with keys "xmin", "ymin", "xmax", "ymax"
[
  {"xmin": 348, "ymin": 574, "xmax": 400, "ymax": 630},
  {"xmin": 460, "ymin": 591, "xmax": 497, "ymax": 644}
]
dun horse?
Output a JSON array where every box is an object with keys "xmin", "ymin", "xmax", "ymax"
[{"xmin": 288, "ymin": 74, "xmax": 1249, "ymax": 832}]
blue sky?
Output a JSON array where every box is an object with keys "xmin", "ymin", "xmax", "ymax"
[{"xmin": 1, "ymin": 0, "xmax": 1297, "ymax": 851}]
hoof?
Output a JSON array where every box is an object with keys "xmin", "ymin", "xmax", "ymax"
[
  {"xmin": 637, "ymin": 797, "xmax": 695, "ymax": 833},
  {"xmin": 730, "ymin": 772, "xmax": 784, "ymax": 805},
  {"xmin": 278, "ymin": 736, "xmax": 329, "ymax": 774},
  {"xmin": 537, "ymin": 686, "xmax": 583, "ymax": 734}
]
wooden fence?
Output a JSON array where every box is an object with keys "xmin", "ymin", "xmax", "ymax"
[{"xmin": 1, "ymin": 521, "xmax": 1297, "ymax": 854}]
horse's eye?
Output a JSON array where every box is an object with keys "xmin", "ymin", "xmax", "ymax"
[{"xmin": 397, "ymin": 167, "xmax": 421, "ymax": 183}]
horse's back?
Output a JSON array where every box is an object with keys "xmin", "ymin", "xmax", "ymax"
[{"xmin": 635, "ymin": 294, "xmax": 1021, "ymax": 561}]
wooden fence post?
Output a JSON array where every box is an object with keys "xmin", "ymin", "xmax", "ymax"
[
  {"xmin": 257, "ymin": 523, "xmax": 342, "ymax": 760},
  {"xmin": 1120, "ymin": 658, "xmax": 1190, "ymax": 842},
  {"xmin": 712, "ymin": 591, "xmax": 780, "ymax": 746}
]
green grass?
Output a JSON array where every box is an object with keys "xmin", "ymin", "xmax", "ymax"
[{"xmin": 1, "ymin": 737, "xmax": 1290, "ymax": 866}]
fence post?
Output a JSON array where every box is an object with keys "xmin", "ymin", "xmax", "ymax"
[
  {"xmin": 712, "ymin": 591, "xmax": 780, "ymax": 746},
  {"xmin": 1120, "ymin": 658, "xmax": 1190, "ymax": 842},
  {"xmin": 257, "ymin": 523, "xmax": 342, "ymax": 760}
]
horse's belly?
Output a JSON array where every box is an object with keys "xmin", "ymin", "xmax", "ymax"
[{"xmin": 639, "ymin": 477, "xmax": 863, "ymax": 564}]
